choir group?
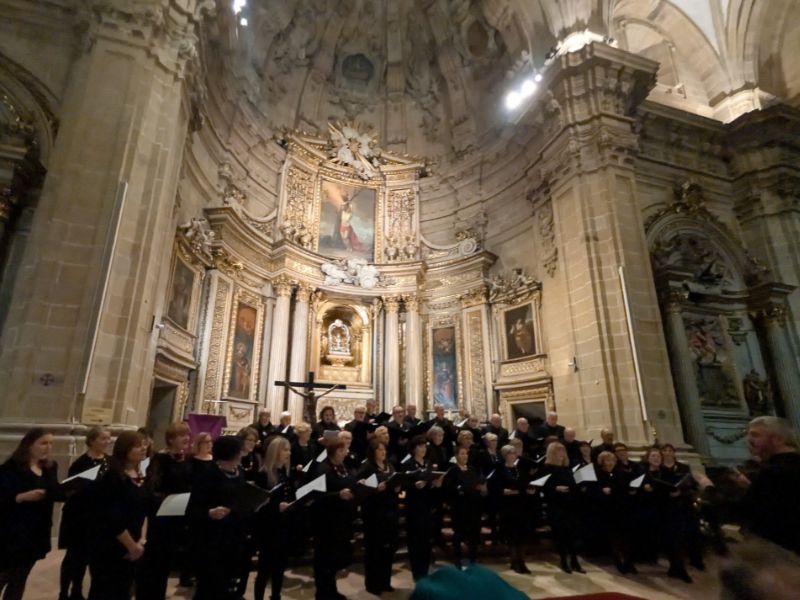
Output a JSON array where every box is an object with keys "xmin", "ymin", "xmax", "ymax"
[{"xmin": 1, "ymin": 404, "xmax": 798, "ymax": 600}]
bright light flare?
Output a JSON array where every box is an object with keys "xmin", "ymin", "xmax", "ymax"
[{"xmin": 505, "ymin": 91, "xmax": 522, "ymax": 110}]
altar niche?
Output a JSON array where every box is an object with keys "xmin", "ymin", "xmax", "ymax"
[{"xmin": 312, "ymin": 301, "xmax": 373, "ymax": 387}]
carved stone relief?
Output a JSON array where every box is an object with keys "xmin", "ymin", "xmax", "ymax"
[
  {"xmin": 280, "ymin": 166, "xmax": 314, "ymax": 248},
  {"xmin": 384, "ymin": 188, "xmax": 418, "ymax": 262},
  {"xmin": 465, "ymin": 310, "xmax": 487, "ymax": 421},
  {"xmin": 684, "ymin": 316, "xmax": 740, "ymax": 408},
  {"xmin": 488, "ymin": 268, "xmax": 539, "ymax": 304},
  {"xmin": 537, "ymin": 201, "xmax": 558, "ymax": 277}
]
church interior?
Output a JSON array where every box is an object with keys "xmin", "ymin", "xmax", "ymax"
[{"xmin": 1, "ymin": 0, "xmax": 799, "ymax": 597}]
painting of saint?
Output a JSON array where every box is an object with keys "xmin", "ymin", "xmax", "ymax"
[
  {"xmin": 166, "ymin": 259, "xmax": 194, "ymax": 330},
  {"xmin": 319, "ymin": 180, "xmax": 375, "ymax": 262},
  {"xmin": 432, "ymin": 327, "xmax": 457, "ymax": 408},
  {"xmin": 228, "ymin": 302, "xmax": 257, "ymax": 399},
  {"xmin": 503, "ymin": 304, "xmax": 536, "ymax": 359}
]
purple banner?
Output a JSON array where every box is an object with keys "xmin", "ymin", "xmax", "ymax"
[{"xmin": 186, "ymin": 413, "xmax": 228, "ymax": 440}]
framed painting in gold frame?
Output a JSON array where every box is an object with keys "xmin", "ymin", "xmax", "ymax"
[{"xmin": 222, "ymin": 288, "xmax": 264, "ymax": 403}]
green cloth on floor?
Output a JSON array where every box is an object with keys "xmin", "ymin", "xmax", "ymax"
[{"xmin": 411, "ymin": 564, "xmax": 528, "ymax": 600}]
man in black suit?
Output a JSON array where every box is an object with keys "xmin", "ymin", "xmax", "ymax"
[
  {"xmin": 509, "ymin": 417, "xmax": 535, "ymax": 458},
  {"xmin": 428, "ymin": 404, "xmax": 457, "ymax": 448},
  {"xmin": 386, "ymin": 405, "xmax": 411, "ymax": 465},
  {"xmin": 404, "ymin": 404, "xmax": 422, "ymax": 427},
  {"xmin": 592, "ymin": 428, "xmax": 616, "ymax": 461},
  {"xmin": 535, "ymin": 411, "xmax": 565, "ymax": 440},
  {"xmin": 344, "ymin": 406, "xmax": 370, "ymax": 462},
  {"xmin": 483, "ymin": 413, "xmax": 509, "ymax": 448}
]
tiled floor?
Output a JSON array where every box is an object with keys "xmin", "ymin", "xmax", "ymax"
[{"xmin": 25, "ymin": 548, "xmax": 720, "ymax": 599}]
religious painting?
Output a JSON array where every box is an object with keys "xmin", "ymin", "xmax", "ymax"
[
  {"xmin": 166, "ymin": 258, "xmax": 195, "ymax": 330},
  {"xmin": 432, "ymin": 326, "xmax": 457, "ymax": 408},
  {"xmin": 318, "ymin": 180, "xmax": 375, "ymax": 262},
  {"xmin": 228, "ymin": 301, "xmax": 258, "ymax": 400},
  {"xmin": 503, "ymin": 303, "xmax": 536, "ymax": 360},
  {"xmin": 684, "ymin": 316, "xmax": 740, "ymax": 408}
]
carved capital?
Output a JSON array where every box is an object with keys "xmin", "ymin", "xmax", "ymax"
[
  {"xmin": 660, "ymin": 289, "xmax": 689, "ymax": 313},
  {"xmin": 403, "ymin": 294, "xmax": 420, "ymax": 312},
  {"xmin": 755, "ymin": 304, "xmax": 788, "ymax": 328},
  {"xmin": 273, "ymin": 275, "xmax": 295, "ymax": 297},
  {"xmin": 295, "ymin": 282, "xmax": 315, "ymax": 303},
  {"xmin": 383, "ymin": 295, "xmax": 401, "ymax": 313}
]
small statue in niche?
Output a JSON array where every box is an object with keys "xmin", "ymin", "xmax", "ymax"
[
  {"xmin": 743, "ymin": 369, "xmax": 773, "ymax": 416},
  {"xmin": 325, "ymin": 319, "xmax": 353, "ymax": 366}
]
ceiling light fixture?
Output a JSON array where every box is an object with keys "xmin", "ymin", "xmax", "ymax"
[
  {"xmin": 233, "ymin": 0, "xmax": 247, "ymax": 14},
  {"xmin": 505, "ymin": 91, "xmax": 522, "ymax": 110},
  {"xmin": 239, "ymin": 17, "xmax": 248, "ymax": 27}
]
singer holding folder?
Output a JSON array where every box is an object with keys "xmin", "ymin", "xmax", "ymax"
[
  {"xmin": 356, "ymin": 439, "xmax": 400, "ymax": 595},
  {"xmin": 253, "ymin": 436, "xmax": 296, "ymax": 600},
  {"xmin": 538, "ymin": 441, "xmax": 584, "ymax": 574},
  {"xmin": 87, "ymin": 431, "xmax": 147, "ymax": 600},
  {"xmin": 443, "ymin": 445, "xmax": 487, "ymax": 569},
  {"xmin": 58, "ymin": 426, "xmax": 110, "ymax": 600},
  {"xmin": 187, "ymin": 435, "xmax": 248, "ymax": 600},
  {"xmin": 311, "ymin": 439, "xmax": 357, "ymax": 600},
  {"xmin": 0, "ymin": 428, "xmax": 61, "ymax": 600}
]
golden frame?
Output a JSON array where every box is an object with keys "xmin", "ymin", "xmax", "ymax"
[
  {"xmin": 492, "ymin": 289, "xmax": 543, "ymax": 364},
  {"xmin": 221, "ymin": 287, "xmax": 265, "ymax": 404},
  {"xmin": 164, "ymin": 249, "xmax": 205, "ymax": 334},
  {"xmin": 426, "ymin": 316, "xmax": 464, "ymax": 411}
]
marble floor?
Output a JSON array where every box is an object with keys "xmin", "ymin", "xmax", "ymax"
[{"xmin": 25, "ymin": 548, "xmax": 721, "ymax": 600}]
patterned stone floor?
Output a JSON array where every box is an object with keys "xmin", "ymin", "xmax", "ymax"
[{"xmin": 25, "ymin": 548, "xmax": 720, "ymax": 599}]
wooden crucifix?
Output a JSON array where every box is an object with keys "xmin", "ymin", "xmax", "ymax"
[{"xmin": 274, "ymin": 371, "xmax": 347, "ymax": 426}]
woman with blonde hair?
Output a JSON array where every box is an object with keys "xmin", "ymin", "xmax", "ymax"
[
  {"xmin": 191, "ymin": 432, "xmax": 215, "ymax": 480},
  {"xmin": 538, "ymin": 441, "xmax": 584, "ymax": 573},
  {"xmin": 253, "ymin": 437, "xmax": 295, "ymax": 600}
]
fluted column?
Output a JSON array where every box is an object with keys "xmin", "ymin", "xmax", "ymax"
[
  {"xmin": 265, "ymin": 277, "xmax": 294, "ymax": 417},
  {"xmin": 759, "ymin": 305, "xmax": 800, "ymax": 430},
  {"xmin": 403, "ymin": 295, "xmax": 423, "ymax": 408},
  {"xmin": 383, "ymin": 296, "xmax": 401, "ymax": 408},
  {"xmin": 288, "ymin": 283, "xmax": 313, "ymax": 425},
  {"xmin": 661, "ymin": 292, "xmax": 710, "ymax": 457}
]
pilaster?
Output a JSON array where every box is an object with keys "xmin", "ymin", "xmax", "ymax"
[
  {"xmin": 383, "ymin": 295, "xmax": 401, "ymax": 409},
  {"xmin": 0, "ymin": 0, "xmax": 215, "ymax": 428},
  {"xmin": 536, "ymin": 42, "xmax": 684, "ymax": 446}
]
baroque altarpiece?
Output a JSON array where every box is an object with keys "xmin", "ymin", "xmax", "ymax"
[{"xmin": 156, "ymin": 125, "xmax": 551, "ymax": 431}]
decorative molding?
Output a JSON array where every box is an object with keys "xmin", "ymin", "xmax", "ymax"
[
  {"xmin": 459, "ymin": 286, "xmax": 486, "ymax": 308},
  {"xmin": 704, "ymin": 426, "xmax": 747, "ymax": 445},
  {"xmin": 465, "ymin": 310, "xmax": 487, "ymax": 421},
  {"xmin": 488, "ymin": 268, "xmax": 540, "ymax": 305},
  {"xmin": 280, "ymin": 165, "xmax": 314, "ymax": 249},
  {"xmin": 202, "ymin": 277, "xmax": 231, "ymax": 412},
  {"xmin": 384, "ymin": 188, "xmax": 418, "ymax": 262},
  {"xmin": 212, "ymin": 248, "xmax": 244, "ymax": 279}
]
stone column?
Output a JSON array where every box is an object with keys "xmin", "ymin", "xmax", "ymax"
[
  {"xmin": 288, "ymin": 283, "xmax": 313, "ymax": 424},
  {"xmin": 265, "ymin": 277, "xmax": 294, "ymax": 417},
  {"xmin": 534, "ymin": 43, "xmax": 685, "ymax": 446},
  {"xmin": 403, "ymin": 295, "xmax": 423, "ymax": 409},
  {"xmin": 0, "ymin": 0, "xmax": 212, "ymax": 429},
  {"xmin": 759, "ymin": 305, "xmax": 800, "ymax": 430},
  {"xmin": 383, "ymin": 296, "xmax": 401, "ymax": 409},
  {"xmin": 661, "ymin": 292, "xmax": 710, "ymax": 457}
]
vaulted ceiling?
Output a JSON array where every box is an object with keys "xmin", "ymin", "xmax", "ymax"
[{"xmin": 205, "ymin": 0, "xmax": 800, "ymax": 160}]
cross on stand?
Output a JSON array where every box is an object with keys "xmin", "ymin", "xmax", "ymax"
[{"xmin": 275, "ymin": 371, "xmax": 347, "ymax": 426}]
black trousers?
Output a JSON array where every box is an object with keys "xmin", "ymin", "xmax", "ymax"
[
  {"xmin": 312, "ymin": 553, "xmax": 339, "ymax": 600},
  {"xmin": 87, "ymin": 557, "xmax": 135, "ymax": 600},
  {"xmin": 363, "ymin": 529, "xmax": 394, "ymax": 592},
  {"xmin": 60, "ymin": 542, "xmax": 90, "ymax": 600},
  {"xmin": 0, "ymin": 562, "xmax": 35, "ymax": 600},
  {"xmin": 406, "ymin": 514, "xmax": 433, "ymax": 581},
  {"xmin": 254, "ymin": 544, "xmax": 287, "ymax": 600}
]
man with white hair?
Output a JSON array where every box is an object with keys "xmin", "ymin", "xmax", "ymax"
[
  {"xmin": 510, "ymin": 417, "xmax": 534, "ymax": 458},
  {"xmin": 736, "ymin": 416, "xmax": 800, "ymax": 554},
  {"xmin": 483, "ymin": 413, "xmax": 509, "ymax": 447},
  {"xmin": 276, "ymin": 410, "xmax": 295, "ymax": 442}
]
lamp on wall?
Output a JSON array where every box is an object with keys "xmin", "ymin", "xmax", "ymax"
[{"xmin": 568, "ymin": 356, "xmax": 578, "ymax": 372}]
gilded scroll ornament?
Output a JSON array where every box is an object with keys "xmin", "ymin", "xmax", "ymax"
[{"xmin": 280, "ymin": 166, "xmax": 314, "ymax": 249}]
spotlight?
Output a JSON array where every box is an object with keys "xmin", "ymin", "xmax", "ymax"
[
  {"xmin": 534, "ymin": 72, "xmax": 543, "ymax": 83},
  {"xmin": 233, "ymin": 0, "xmax": 246, "ymax": 14},
  {"xmin": 240, "ymin": 16, "xmax": 248, "ymax": 26},
  {"xmin": 520, "ymin": 78, "xmax": 537, "ymax": 98},
  {"xmin": 505, "ymin": 91, "xmax": 522, "ymax": 110}
]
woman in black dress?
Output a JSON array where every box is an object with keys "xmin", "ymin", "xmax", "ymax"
[
  {"xmin": 401, "ymin": 436, "xmax": 441, "ymax": 581},
  {"xmin": 187, "ymin": 435, "xmax": 248, "ymax": 600},
  {"xmin": 425, "ymin": 425, "xmax": 450, "ymax": 547},
  {"xmin": 495, "ymin": 444, "xmax": 534, "ymax": 574},
  {"xmin": 592, "ymin": 451, "xmax": 635, "ymax": 574},
  {"xmin": 238, "ymin": 426, "xmax": 262, "ymax": 481},
  {"xmin": 290, "ymin": 422, "xmax": 316, "ymax": 480},
  {"xmin": 59, "ymin": 426, "xmax": 110, "ymax": 600},
  {"xmin": 88, "ymin": 431, "xmax": 148, "ymax": 600},
  {"xmin": 357, "ymin": 439, "xmax": 400, "ymax": 594},
  {"xmin": 661, "ymin": 443, "xmax": 704, "ymax": 571},
  {"xmin": 141, "ymin": 421, "xmax": 194, "ymax": 597},
  {"xmin": 637, "ymin": 446, "xmax": 692, "ymax": 582},
  {"xmin": 0, "ymin": 428, "xmax": 60, "ymax": 600},
  {"xmin": 538, "ymin": 441, "xmax": 584, "ymax": 574},
  {"xmin": 443, "ymin": 445, "xmax": 487, "ymax": 569},
  {"xmin": 253, "ymin": 436, "xmax": 296, "ymax": 600},
  {"xmin": 190, "ymin": 432, "xmax": 216, "ymax": 480},
  {"xmin": 311, "ymin": 439, "xmax": 358, "ymax": 600}
]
